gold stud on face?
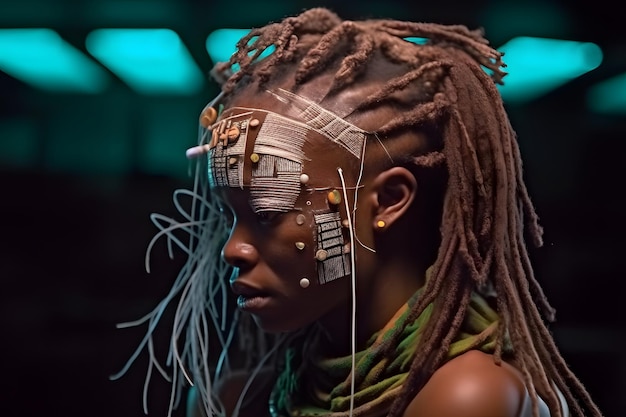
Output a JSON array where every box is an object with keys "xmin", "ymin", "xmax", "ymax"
[
  {"xmin": 315, "ymin": 249, "xmax": 328, "ymax": 261},
  {"xmin": 199, "ymin": 106, "xmax": 218, "ymax": 128},
  {"xmin": 327, "ymin": 189, "xmax": 341, "ymax": 205},
  {"xmin": 226, "ymin": 126, "xmax": 240, "ymax": 142}
]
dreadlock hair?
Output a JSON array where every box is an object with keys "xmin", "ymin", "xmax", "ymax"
[{"xmin": 211, "ymin": 7, "xmax": 603, "ymax": 417}]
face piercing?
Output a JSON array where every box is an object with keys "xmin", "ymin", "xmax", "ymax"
[
  {"xmin": 376, "ymin": 220, "xmax": 386, "ymax": 228},
  {"xmin": 296, "ymin": 214, "xmax": 306, "ymax": 225},
  {"xmin": 299, "ymin": 278, "xmax": 310, "ymax": 288},
  {"xmin": 199, "ymin": 106, "xmax": 217, "ymax": 128},
  {"xmin": 315, "ymin": 249, "xmax": 328, "ymax": 261},
  {"xmin": 327, "ymin": 189, "xmax": 341, "ymax": 205},
  {"xmin": 226, "ymin": 126, "xmax": 240, "ymax": 142},
  {"xmin": 295, "ymin": 242, "xmax": 305, "ymax": 250}
]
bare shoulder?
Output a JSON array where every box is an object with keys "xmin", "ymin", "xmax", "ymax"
[{"xmin": 404, "ymin": 350, "xmax": 552, "ymax": 417}]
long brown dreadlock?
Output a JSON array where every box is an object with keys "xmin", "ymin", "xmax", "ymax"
[{"xmin": 211, "ymin": 7, "xmax": 602, "ymax": 417}]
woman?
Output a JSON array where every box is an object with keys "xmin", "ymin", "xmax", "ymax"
[{"xmin": 118, "ymin": 7, "xmax": 603, "ymax": 417}]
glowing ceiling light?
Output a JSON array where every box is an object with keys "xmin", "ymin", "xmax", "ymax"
[
  {"xmin": 0, "ymin": 28, "xmax": 110, "ymax": 93},
  {"xmin": 86, "ymin": 28, "xmax": 204, "ymax": 95},
  {"xmin": 205, "ymin": 29, "xmax": 275, "ymax": 68},
  {"xmin": 497, "ymin": 36, "xmax": 603, "ymax": 103}
]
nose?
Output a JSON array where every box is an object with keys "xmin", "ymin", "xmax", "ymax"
[{"xmin": 221, "ymin": 226, "xmax": 259, "ymax": 270}]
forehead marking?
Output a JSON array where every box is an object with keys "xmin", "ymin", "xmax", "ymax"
[
  {"xmin": 270, "ymin": 89, "xmax": 367, "ymax": 159},
  {"xmin": 208, "ymin": 89, "xmax": 369, "ymax": 214},
  {"xmin": 248, "ymin": 112, "xmax": 309, "ymax": 213}
]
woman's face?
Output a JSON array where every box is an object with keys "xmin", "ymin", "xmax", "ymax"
[{"xmin": 208, "ymin": 91, "xmax": 369, "ymax": 333}]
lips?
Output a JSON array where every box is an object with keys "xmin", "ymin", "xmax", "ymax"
[{"xmin": 231, "ymin": 281, "xmax": 271, "ymax": 311}]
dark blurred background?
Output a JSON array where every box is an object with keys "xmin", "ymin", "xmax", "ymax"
[{"xmin": 0, "ymin": 0, "xmax": 624, "ymax": 416}]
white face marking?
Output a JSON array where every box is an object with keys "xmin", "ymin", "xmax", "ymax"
[{"xmin": 207, "ymin": 89, "xmax": 368, "ymax": 284}]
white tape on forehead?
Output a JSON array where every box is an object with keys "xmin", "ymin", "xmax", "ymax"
[
  {"xmin": 250, "ymin": 157, "xmax": 302, "ymax": 213},
  {"xmin": 208, "ymin": 90, "xmax": 368, "ymax": 213},
  {"xmin": 269, "ymin": 89, "xmax": 368, "ymax": 159},
  {"xmin": 248, "ymin": 112, "xmax": 309, "ymax": 212},
  {"xmin": 208, "ymin": 114, "xmax": 251, "ymax": 189},
  {"xmin": 254, "ymin": 113, "xmax": 309, "ymax": 163}
]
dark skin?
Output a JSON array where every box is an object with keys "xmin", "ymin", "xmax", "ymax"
[{"xmin": 188, "ymin": 60, "xmax": 567, "ymax": 417}]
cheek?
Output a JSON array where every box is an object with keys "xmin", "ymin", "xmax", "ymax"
[{"xmin": 278, "ymin": 192, "xmax": 352, "ymax": 287}]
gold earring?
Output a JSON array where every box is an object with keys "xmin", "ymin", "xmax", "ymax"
[{"xmin": 376, "ymin": 220, "xmax": 386, "ymax": 229}]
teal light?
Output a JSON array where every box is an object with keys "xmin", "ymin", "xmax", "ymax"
[
  {"xmin": 587, "ymin": 73, "xmax": 626, "ymax": 114},
  {"xmin": 497, "ymin": 37, "xmax": 603, "ymax": 103},
  {"xmin": 404, "ymin": 37, "xmax": 428, "ymax": 45},
  {"xmin": 86, "ymin": 29, "xmax": 204, "ymax": 95},
  {"xmin": 0, "ymin": 29, "xmax": 110, "ymax": 93},
  {"xmin": 205, "ymin": 29, "xmax": 275, "ymax": 67}
]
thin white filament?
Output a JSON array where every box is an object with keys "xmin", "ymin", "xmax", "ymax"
[
  {"xmin": 351, "ymin": 140, "xmax": 376, "ymax": 254},
  {"xmin": 111, "ymin": 153, "xmax": 239, "ymax": 417},
  {"xmin": 338, "ymin": 167, "xmax": 357, "ymax": 417}
]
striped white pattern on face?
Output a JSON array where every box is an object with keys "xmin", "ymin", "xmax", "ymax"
[
  {"xmin": 207, "ymin": 112, "xmax": 252, "ymax": 190},
  {"xmin": 314, "ymin": 212, "xmax": 351, "ymax": 284},
  {"xmin": 269, "ymin": 88, "xmax": 367, "ymax": 159},
  {"xmin": 249, "ymin": 112, "xmax": 308, "ymax": 213},
  {"xmin": 208, "ymin": 89, "xmax": 369, "ymax": 209}
]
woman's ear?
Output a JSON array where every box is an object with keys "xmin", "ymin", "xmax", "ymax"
[{"xmin": 370, "ymin": 166, "xmax": 417, "ymax": 230}]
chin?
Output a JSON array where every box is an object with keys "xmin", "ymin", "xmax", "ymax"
[{"xmin": 251, "ymin": 314, "xmax": 311, "ymax": 334}]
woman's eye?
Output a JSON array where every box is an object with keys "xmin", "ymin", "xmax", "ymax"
[
  {"xmin": 256, "ymin": 211, "xmax": 282, "ymax": 225},
  {"xmin": 221, "ymin": 207, "xmax": 235, "ymax": 225}
]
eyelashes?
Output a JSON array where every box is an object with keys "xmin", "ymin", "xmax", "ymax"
[{"xmin": 255, "ymin": 210, "xmax": 283, "ymax": 225}]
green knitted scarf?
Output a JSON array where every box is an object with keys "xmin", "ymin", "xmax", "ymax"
[{"xmin": 269, "ymin": 289, "xmax": 502, "ymax": 417}]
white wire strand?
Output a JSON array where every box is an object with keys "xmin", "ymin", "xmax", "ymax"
[
  {"xmin": 337, "ymin": 167, "xmax": 357, "ymax": 417},
  {"xmin": 351, "ymin": 141, "xmax": 376, "ymax": 254}
]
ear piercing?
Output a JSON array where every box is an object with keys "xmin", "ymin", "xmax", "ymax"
[
  {"xmin": 376, "ymin": 219, "xmax": 386, "ymax": 228},
  {"xmin": 299, "ymin": 278, "xmax": 310, "ymax": 288}
]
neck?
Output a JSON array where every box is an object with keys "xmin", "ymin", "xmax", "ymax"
[{"xmin": 316, "ymin": 255, "xmax": 425, "ymax": 357}]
